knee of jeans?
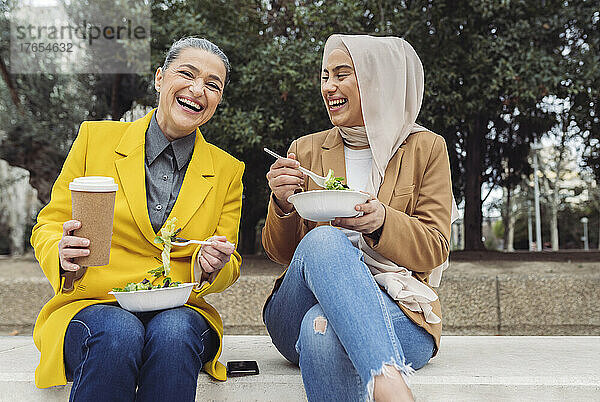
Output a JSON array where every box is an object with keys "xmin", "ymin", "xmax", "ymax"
[
  {"xmin": 295, "ymin": 305, "xmax": 341, "ymax": 359},
  {"xmin": 297, "ymin": 226, "xmax": 349, "ymax": 256},
  {"xmin": 99, "ymin": 317, "xmax": 144, "ymax": 358},
  {"xmin": 294, "ymin": 226, "xmax": 355, "ymax": 276},
  {"xmin": 402, "ymin": 333, "xmax": 435, "ymax": 370},
  {"xmin": 304, "ymin": 225, "xmax": 346, "ymax": 244},
  {"xmin": 146, "ymin": 308, "xmax": 207, "ymax": 349}
]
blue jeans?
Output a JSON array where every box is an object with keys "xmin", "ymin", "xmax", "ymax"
[
  {"xmin": 264, "ymin": 226, "xmax": 435, "ymax": 401},
  {"xmin": 64, "ymin": 304, "xmax": 218, "ymax": 402}
]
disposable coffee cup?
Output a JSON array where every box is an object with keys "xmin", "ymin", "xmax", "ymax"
[{"xmin": 69, "ymin": 176, "xmax": 118, "ymax": 267}]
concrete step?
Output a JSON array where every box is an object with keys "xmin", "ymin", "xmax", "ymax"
[{"xmin": 0, "ymin": 336, "xmax": 598, "ymax": 401}]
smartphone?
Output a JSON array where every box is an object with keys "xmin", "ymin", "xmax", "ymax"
[{"xmin": 226, "ymin": 360, "xmax": 259, "ymax": 376}]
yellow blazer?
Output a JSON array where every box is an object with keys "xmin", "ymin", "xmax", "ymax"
[
  {"xmin": 262, "ymin": 127, "xmax": 452, "ymax": 354},
  {"xmin": 31, "ymin": 109, "xmax": 244, "ymax": 388}
]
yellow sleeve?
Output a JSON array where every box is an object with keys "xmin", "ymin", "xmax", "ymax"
[
  {"xmin": 30, "ymin": 122, "xmax": 90, "ymax": 294},
  {"xmin": 191, "ymin": 160, "xmax": 245, "ymax": 297}
]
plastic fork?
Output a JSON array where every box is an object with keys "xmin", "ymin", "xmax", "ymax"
[
  {"xmin": 263, "ymin": 147, "xmax": 326, "ymax": 188},
  {"xmin": 171, "ymin": 237, "xmax": 212, "ymax": 247}
]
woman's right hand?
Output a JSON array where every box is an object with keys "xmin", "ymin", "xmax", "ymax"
[
  {"xmin": 59, "ymin": 220, "xmax": 90, "ymax": 272},
  {"xmin": 266, "ymin": 152, "xmax": 305, "ymax": 214}
]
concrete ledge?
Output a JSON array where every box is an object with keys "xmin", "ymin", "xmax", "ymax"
[
  {"xmin": 0, "ymin": 336, "xmax": 599, "ymax": 401},
  {"xmin": 1, "ymin": 260, "xmax": 599, "ymax": 336}
]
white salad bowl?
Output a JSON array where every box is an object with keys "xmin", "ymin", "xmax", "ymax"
[
  {"xmin": 108, "ymin": 283, "xmax": 196, "ymax": 312},
  {"xmin": 287, "ymin": 190, "xmax": 370, "ymax": 222}
]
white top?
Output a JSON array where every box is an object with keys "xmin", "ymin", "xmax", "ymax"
[
  {"xmin": 341, "ymin": 146, "xmax": 372, "ymax": 247},
  {"xmin": 341, "ymin": 145, "xmax": 442, "ymax": 324}
]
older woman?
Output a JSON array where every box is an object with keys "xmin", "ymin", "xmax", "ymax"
[
  {"xmin": 262, "ymin": 34, "xmax": 457, "ymax": 401},
  {"xmin": 31, "ymin": 37, "xmax": 244, "ymax": 401}
]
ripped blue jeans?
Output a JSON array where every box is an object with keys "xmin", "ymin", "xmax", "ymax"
[{"xmin": 263, "ymin": 226, "xmax": 435, "ymax": 401}]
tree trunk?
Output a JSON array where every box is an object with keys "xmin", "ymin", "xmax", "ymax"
[
  {"xmin": 378, "ymin": 0, "xmax": 386, "ymax": 32},
  {"xmin": 507, "ymin": 212, "xmax": 515, "ymax": 252},
  {"xmin": 238, "ymin": 216, "xmax": 258, "ymax": 255},
  {"xmin": 111, "ymin": 74, "xmax": 124, "ymax": 121},
  {"xmin": 502, "ymin": 186, "xmax": 509, "ymax": 250},
  {"xmin": 0, "ymin": 56, "xmax": 22, "ymax": 113},
  {"xmin": 464, "ymin": 119, "xmax": 485, "ymax": 250},
  {"xmin": 550, "ymin": 181, "xmax": 559, "ymax": 250},
  {"xmin": 502, "ymin": 185, "xmax": 515, "ymax": 251},
  {"xmin": 550, "ymin": 123, "xmax": 567, "ymax": 251},
  {"xmin": 541, "ymin": 174, "xmax": 560, "ymax": 251},
  {"xmin": 550, "ymin": 197, "xmax": 559, "ymax": 250}
]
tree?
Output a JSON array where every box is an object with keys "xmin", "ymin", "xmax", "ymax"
[
  {"xmin": 535, "ymin": 106, "xmax": 581, "ymax": 251},
  {"xmin": 0, "ymin": 0, "xmax": 153, "ymax": 202},
  {"xmin": 150, "ymin": 0, "xmax": 368, "ymax": 253},
  {"xmin": 565, "ymin": 5, "xmax": 600, "ymax": 184},
  {"xmin": 2, "ymin": 0, "xmax": 599, "ymax": 255},
  {"xmin": 415, "ymin": 1, "xmax": 575, "ymax": 249}
]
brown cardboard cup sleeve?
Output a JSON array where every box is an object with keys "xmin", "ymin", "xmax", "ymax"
[{"xmin": 69, "ymin": 176, "xmax": 118, "ymax": 269}]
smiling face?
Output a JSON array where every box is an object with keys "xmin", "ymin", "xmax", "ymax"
[
  {"xmin": 154, "ymin": 48, "xmax": 227, "ymax": 141},
  {"xmin": 321, "ymin": 48, "xmax": 364, "ymax": 127}
]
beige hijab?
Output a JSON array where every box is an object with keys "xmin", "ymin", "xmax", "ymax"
[
  {"xmin": 323, "ymin": 34, "xmax": 428, "ymax": 194},
  {"xmin": 323, "ymin": 34, "xmax": 459, "ymax": 324}
]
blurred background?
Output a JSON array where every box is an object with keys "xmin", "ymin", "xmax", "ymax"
[{"xmin": 0, "ymin": 0, "xmax": 599, "ymax": 257}]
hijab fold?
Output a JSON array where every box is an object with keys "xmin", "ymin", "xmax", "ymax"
[{"xmin": 324, "ymin": 34, "xmax": 459, "ymax": 323}]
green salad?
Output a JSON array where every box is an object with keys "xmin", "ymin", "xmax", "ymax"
[
  {"xmin": 324, "ymin": 169, "xmax": 350, "ymax": 190},
  {"xmin": 112, "ymin": 277, "xmax": 181, "ymax": 292},
  {"xmin": 112, "ymin": 217, "xmax": 183, "ymax": 292}
]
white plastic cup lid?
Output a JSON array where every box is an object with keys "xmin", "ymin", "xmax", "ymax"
[{"xmin": 69, "ymin": 176, "xmax": 118, "ymax": 192}]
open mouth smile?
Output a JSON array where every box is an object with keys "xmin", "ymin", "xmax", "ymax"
[
  {"xmin": 176, "ymin": 96, "xmax": 204, "ymax": 114},
  {"xmin": 328, "ymin": 98, "xmax": 348, "ymax": 111}
]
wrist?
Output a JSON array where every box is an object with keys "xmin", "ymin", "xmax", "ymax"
[
  {"xmin": 273, "ymin": 194, "xmax": 294, "ymax": 214},
  {"xmin": 365, "ymin": 225, "xmax": 383, "ymax": 241},
  {"xmin": 365, "ymin": 205, "xmax": 386, "ymax": 242}
]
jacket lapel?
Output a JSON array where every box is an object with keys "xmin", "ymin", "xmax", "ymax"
[
  {"xmin": 320, "ymin": 127, "xmax": 347, "ymax": 187},
  {"xmin": 377, "ymin": 146, "xmax": 405, "ymax": 204},
  {"xmin": 114, "ymin": 110, "xmax": 157, "ymax": 247},
  {"xmin": 166, "ymin": 131, "xmax": 214, "ymax": 232}
]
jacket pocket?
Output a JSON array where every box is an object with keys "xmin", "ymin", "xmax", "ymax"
[{"xmin": 390, "ymin": 185, "xmax": 415, "ymax": 213}]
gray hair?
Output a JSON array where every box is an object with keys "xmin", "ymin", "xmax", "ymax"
[{"xmin": 162, "ymin": 37, "xmax": 231, "ymax": 86}]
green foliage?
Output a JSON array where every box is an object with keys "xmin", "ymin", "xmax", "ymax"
[
  {"xmin": 0, "ymin": 76, "xmax": 90, "ymax": 202},
  {"xmin": 0, "ymin": 0, "xmax": 598, "ymax": 253},
  {"xmin": 493, "ymin": 219, "xmax": 505, "ymax": 239}
]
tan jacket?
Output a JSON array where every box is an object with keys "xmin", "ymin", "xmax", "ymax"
[{"xmin": 262, "ymin": 127, "xmax": 452, "ymax": 354}]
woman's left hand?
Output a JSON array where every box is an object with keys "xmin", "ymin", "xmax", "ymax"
[
  {"xmin": 332, "ymin": 194, "xmax": 385, "ymax": 234},
  {"xmin": 199, "ymin": 236, "xmax": 235, "ymax": 279}
]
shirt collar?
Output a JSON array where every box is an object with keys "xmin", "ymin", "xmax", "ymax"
[{"xmin": 145, "ymin": 113, "xmax": 196, "ymax": 170}]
